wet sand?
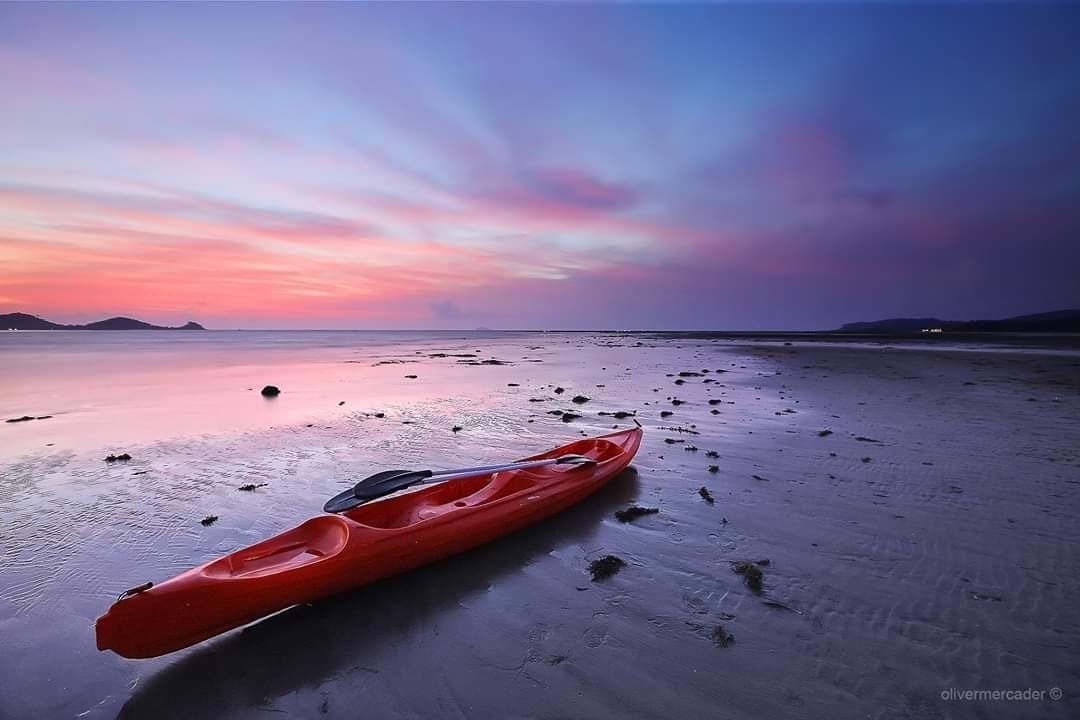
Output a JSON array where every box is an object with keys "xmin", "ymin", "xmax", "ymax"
[{"xmin": 2, "ymin": 333, "xmax": 1078, "ymax": 719}]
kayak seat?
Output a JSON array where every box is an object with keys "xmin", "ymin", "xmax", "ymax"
[
  {"xmin": 346, "ymin": 475, "xmax": 492, "ymax": 528},
  {"xmin": 465, "ymin": 471, "xmax": 541, "ymax": 503},
  {"xmin": 203, "ymin": 516, "xmax": 350, "ymax": 578},
  {"xmin": 411, "ymin": 471, "xmax": 542, "ymax": 518},
  {"xmin": 419, "ymin": 475, "xmax": 492, "ymax": 504}
]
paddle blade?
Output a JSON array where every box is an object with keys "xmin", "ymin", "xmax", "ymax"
[
  {"xmin": 323, "ymin": 487, "xmax": 365, "ymax": 513},
  {"xmin": 323, "ymin": 469, "xmax": 409, "ymax": 513},
  {"xmin": 353, "ymin": 469, "xmax": 432, "ymax": 500},
  {"xmin": 324, "ymin": 469, "xmax": 435, "ymax": 513}
]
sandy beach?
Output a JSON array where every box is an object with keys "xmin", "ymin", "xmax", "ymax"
[{"xmin": 1, "ymin": 332, "xmax": 1078, "ymax": 719}]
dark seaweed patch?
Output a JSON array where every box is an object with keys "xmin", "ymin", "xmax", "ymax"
[
  {"xmin": 711, "ymin": 625, "xmax": 735, "ymax": 648},
  {"xmin": 614, "ymin": 506, "xmax": 659, "ymax": 523},
  {"xmin": 589, "ymin": 555, "xmax": 626, "ymax": 581},
  {"xmin": 732, "ymin": 561, "xmax": 763, "ymax": 593}
]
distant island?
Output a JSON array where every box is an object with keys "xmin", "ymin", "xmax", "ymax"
[
  {"xmin": 838, "ymin": 309, "xmax": 1080, "ymax": 334},
  {"xmin": 1, "ymin": 312, "xmax": 204, "ymax": 331}
]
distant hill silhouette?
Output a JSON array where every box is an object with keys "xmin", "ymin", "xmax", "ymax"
[
  {"xmin": 1, "ymin": 312, "xmax": 204, "ymax": 331},
  {"xmin": 838, "ymin": 309, "xmax": 1080, "ymax": 333}
]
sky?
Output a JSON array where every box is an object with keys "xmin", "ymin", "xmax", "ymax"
[{"xmin": 1, "ymin": 3, "xmax": 1078, "ymax": 330}]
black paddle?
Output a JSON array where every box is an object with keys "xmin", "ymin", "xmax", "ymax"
[{"xmin": 323, "ymin": 454, "xmax": 595, "ymax": 513}]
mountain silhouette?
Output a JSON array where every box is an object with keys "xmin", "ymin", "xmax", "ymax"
[
  {"xmin": 1, "ymin": 312, "xmax": 205, "ymax": 331},
  {"xmin": 838, "ymin": 309, "xmax": 1080, "ymax": 333}
]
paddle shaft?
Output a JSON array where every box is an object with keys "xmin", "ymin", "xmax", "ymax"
[
  {"xmin": 324, "ymin": 454, "xmax": 596, "ymax": 512},
  {"xmin": 425, "ymin": 455, "xmax": 590, "ymax": 482}
]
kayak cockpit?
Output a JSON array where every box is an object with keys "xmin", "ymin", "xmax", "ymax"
[
  {"xmin": 342, "ymin": 473, "xmax": 494, "ymax": 529},
  {"xmin": 203, "ymin": 516, "xmax": 350, "ymax": 578},
  {"xmin": 342, "ymin": 438, "xmax": 626, "ymax": 530}
]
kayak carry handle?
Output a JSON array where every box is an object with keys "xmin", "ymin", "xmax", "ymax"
[{"xmin": 117, "ymin": 581, "xmax": 153, "ymax": 601}]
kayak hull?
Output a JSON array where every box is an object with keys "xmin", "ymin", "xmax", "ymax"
[{"xmin": 95, "ymin": 427, "xmax": 642, "ymax": 658}]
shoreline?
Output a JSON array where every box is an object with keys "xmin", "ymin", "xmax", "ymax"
[{"xmin": 7, "ymin": 325, "xmax": 1080, "ymax": 347}]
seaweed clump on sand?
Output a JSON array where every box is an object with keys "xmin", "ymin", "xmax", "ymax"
[
  {"xmin": 238, "ymin": 483, "xmax": 268, "ymax": 492},
  {"xmin": 711, "ymin": 625, "xmax": 735, "ymax": 648},
  {"xmin": 458, "ymin": 358, "xmax": 509, "ymax": 366},
  {"xmin": 708, "ymin": 465, "xmax": 719, "ymax": 473},
  {"xmin": 732, "ymin": 560, "xmax": 764, "ymax": 593},
  {"xmin": 561, "ymin": 412, "xmax": 582, "ymax": 422},
  {"xmin": 571, "ymin": 395, "xmax": 591, "ymax": 404},
  {"xmin": 660, "ymin": 410, "xmax": 674, "ymax": 418},
  {"xmin": 105, "ymin": 453, "xmax": 132, "ymax": 462},
  {"xmin": 658, "ymin": 425, "xmax": 698, "ymax": 434},
  {"xmin": 817, "ymin": 430, "xmax": 833, "ymax": 437},
  {"xmin": 589, "ymin": 555, "xmax": 626, "ymax": 581},
  {"xmin": 451, "ymin": 425, "xmax": 463, "ymax": 433},
  {"xmin": 699, "ymin": 486, "xmax": 715, "ymax": 504},
  {"xmin": 614, "ymin": 506, "xmax": 659, "ymax": 523},
  {"xmin": 260, "ymin": 385, "xmax": 280, "ymax": 397},
  {"xmin": 200, "ymin": 515, "xmax": 219, "ymax": 527}
]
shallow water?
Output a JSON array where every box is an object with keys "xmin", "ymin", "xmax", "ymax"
[
  {"xmin": 0, "ymin": 330, "xmax": 546, "ymax": 454},
  {"xmin": 1, "ymin": 332, "xmax": 1078, "ymax": 719}
]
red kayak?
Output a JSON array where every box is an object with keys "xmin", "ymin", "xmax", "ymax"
[{"xmin": 95, "ymin": 426, "xmax": 642, "ymax": 658}]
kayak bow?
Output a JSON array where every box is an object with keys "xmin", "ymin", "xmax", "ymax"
[{"xmin": 95, "ymin": 426, "xmax": 642, "ymax": 658}]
